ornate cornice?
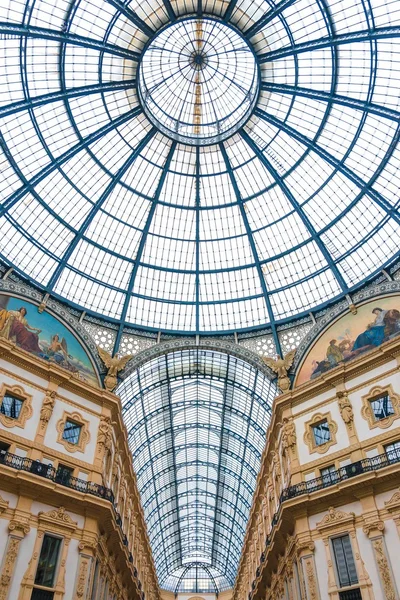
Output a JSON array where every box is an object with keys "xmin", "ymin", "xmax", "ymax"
[{"xmin": 316, "ymin": 507, "xmax": 356, "ymax": 533}]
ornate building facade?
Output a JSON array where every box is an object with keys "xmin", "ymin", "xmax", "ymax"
[
  {"xmin": 234, "ymin": 323, "xmax": 400, "ymax": 600},
  {"xmin": 0, "ymin": 334, "xmax": 158, "ymax": 600}
]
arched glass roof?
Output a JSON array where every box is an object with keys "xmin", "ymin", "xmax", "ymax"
[
  {"xmin": 118, "ymin": 349, "xmax": 276, "ymax": 592},
  {"xmin": 0, "ymin": 0, "xmax": 399, "ymax": 337}
]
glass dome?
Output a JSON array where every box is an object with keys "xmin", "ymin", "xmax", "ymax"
[{"xmin": 0, "ymin": 0, "xmax": 399, "ymax": 337}]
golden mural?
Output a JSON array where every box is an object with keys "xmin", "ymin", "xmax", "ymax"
[
  {"xmin": 296, "ymin": 295, "xmax": 400, "ymax": 386},
  {"xmin": 0, "ymin": 294, "xmax": 98, "ymax": 386}
]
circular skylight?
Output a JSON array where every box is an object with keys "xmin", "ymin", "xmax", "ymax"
[
  {"xmin": 0, "ymin": 0, "xmax": 399, "ymax": 336},
  {"xmin": 138, "ymin": 18, "xmax": 259, "ymax": 144}
]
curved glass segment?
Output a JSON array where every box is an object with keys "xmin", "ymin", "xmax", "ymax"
[
  {"xmin": 0, "ymin": 0, "xmax": 399, "ymax": 335},
  {"xmin": 118, "ymin": 349, "xmax": 277, "ymax": 592},
  {"xmin": 138, "ymin": 17, "xmax": 259, "ymax": 145}
]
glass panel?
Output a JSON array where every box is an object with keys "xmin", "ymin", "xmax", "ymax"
[
  {"xmin": 35, "ymin": 535, "xmax": 62, "ymax": 588},
  {"xmin": 62, "ymin": 421, "xmax": 82, "ymax": 445},
  {"xmin": 118, "ymin": 349, "xmax": 277, "ymax": 592},
  {"xmin": 55, "ymin": 464, "xmax": 74, "ymax": 485},
  {"xmin": 370, "ymin": 394, "xmax": 394, "ymax": 420},
  {"xmin": 320, "ymin": 465, "xmax": 337, "ymax": 486},
  {"xmin": 0, "ymin": 394, "xmax": 23, "ymax": 419},
  {"xmin": 312, "ymin": 420, "xmax": 331, "ymax": 446},
  {"xmin": 332, "ymin": 535, "xmax": 358, "ymax": 588},
  {"xmin": 385, "ymin": 441, "xmax": 400, "ymax": 463}
]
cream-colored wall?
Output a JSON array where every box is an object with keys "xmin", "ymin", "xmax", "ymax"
[
  {"xmin": 382, "ymin": 519, "xmax": 400, "ymax": 592},
  {"xmin": 65, "ymin": 537, "xmax": 80, "ymax": 599},
  {"xmin": 0, "ymin": 358, "xmax": 49, "ymax": 388}
]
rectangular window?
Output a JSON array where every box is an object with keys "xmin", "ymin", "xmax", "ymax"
[
  {"xmin": 321, "ymin": 465, "xmax": 337, "ymax": 486},
  {"xmin": 55, "ymin": 464, "xmax": 74, "ymax": 486},
  {"xmin": 0, "ymin": 394, "xmax": 23, "ymax": 419},
  {"xmin": 62, "ymin": 420, "xmax": 82, "ymax": 445},
  {"xmin": 312, "ymin": 420, "xmax": 331, "ymax": 446},
  {"xmin": 332, "ymin": 535, "xmax": 358, "ymax": 588},
  {"xmin": 370, "ymin": 393, "xmax": 394, "ymax": 421},
  {"xmin": 385, "ymin": 441, "xmax": 400, "ymax": 463},
  {"xmin": 34, "ymin": 535, "xmax": 62, "ymax": 588}
]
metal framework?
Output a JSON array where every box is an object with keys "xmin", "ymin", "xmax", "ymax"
[
  {"xmin": 0, "ymin": 0, "xmax": 399, "ymax": 340},
  {"xmin": 1, "ymin": 0, "xmax": 400, "ymax": 593},
  {"xmin": 118, "ymin": 349, "xmax": 277, "ymax": 592}
]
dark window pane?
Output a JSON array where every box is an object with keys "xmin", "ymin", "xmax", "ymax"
[
  {"xmin": 332, "ymin": 535, "xmax": 358, "ymax": 588},
  {"xmin": 370, "ymin": 394, "xmax": 394, "ymax": 420},
  {"xmin": 312, "ymin": 420, "xmax": 331, "ymax": 446},
  {"xmin": 1, "ymin": 394, "xmax": 23, "ymax": 419},
  {"xmin": 31, "ymin": 590, "xmax": 54, "ymax": 600},
  {"xmin": 35, "ymin": 535, "xmax": 62, "ymax": 588},
  {"xmin": 55, "ymin": 464, "xmax": 73, "ymax": 485},
  {"xmin": 339, "ymin": 590, "xmax": 362, "ymax": 600},
  {"xmin": 62, "ymin": 420, "xmax": 81, "ymax": 445}
]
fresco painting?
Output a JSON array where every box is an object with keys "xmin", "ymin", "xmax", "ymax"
[
  {"xmin": 0, "ymin": 294, "xmax": 98, "ymax": 386},
  {"xmin": 296, "ymin": 296, "xmax": 400, "ymax": 386}
]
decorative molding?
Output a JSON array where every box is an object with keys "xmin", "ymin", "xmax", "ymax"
[
  {"xmin": 385, "ymin": 489, "xmax": 400, "ymax": 513},
  {"xmin": 0, "ymin": 383, "xmax": 33, "ymax": 429},
  {"xmin": 316, "ymin": 507, "xmax": 356, "ymax": 533},
  {"xmin": 362, "ymin": 516, "xmax": 385, "ymax": 538},
  {"xmin": 361, "ymin": 384, "xmax": 400, "ymax": 430},
  {"xmin": 121, "ymin": 338, "xmax": 276, "ymax": 384},
  {"xmin": 0, "ymin": 536, "xmax": 21, "ymax": 600},
  {"xmin": 371, "ymin": 537, "xmax": 397, "ymax": 600},
  {"xmin": 0, "ymin": 494, "xmax": 9, "ymax": 514},
  {"xmin": 38, "ymin": 506, "xmax": 78, "ymax": 533},
  {"xmin": 8, "ymin": 518, "xmax": 31, "ymax": 536},
  {"xmin": 56, "ymin": 410, "xmax": 91, "ymax": 454},
  {"xmin": 303, "ymin": 412, "xmax": 338, "ymax": 455}
]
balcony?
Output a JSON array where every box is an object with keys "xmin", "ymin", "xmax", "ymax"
[
  {"xmin": 280, "ymin": 449, "xmax": 400, "ymax": 502},
  {"xmin": 0, "ymin": 449, "xmax": 114, "ymax": 502}
]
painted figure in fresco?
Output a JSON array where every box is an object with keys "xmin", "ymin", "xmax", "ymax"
[
  {"xmin": 352, "ymin": 307, "xmax": 387, "ymax": 351},
  {"xmin": 310, "ymin": 305, "xmax": 400, "ymax": 380},
  {"xmin": 326, "ymin": 339, "xmax": 343, "ymax": 367},
  {"xmin": 0, "ymin": 307, "xmax": 42, "ymax": 353}
]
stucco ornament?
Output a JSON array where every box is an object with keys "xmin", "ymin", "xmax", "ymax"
[
  {"xmin": 97, "ymin": 346, "xmax": 133, "ymax": 391},
  {"xmin": 97, "ymin": 414, "xmax": 113, "ymax": 451},
  {"xmin": 337, "ymin": 391, "xmax": 354, "ymax": 425},
  {"xmin": 281, "ymin": 417, "xmax": 297, "ymax": 452},
  {"xmin": 262, "ymin": 349, "xmax": 296, "ymax": 392}
]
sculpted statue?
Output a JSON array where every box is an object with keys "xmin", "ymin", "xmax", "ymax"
[
  {"xmin": 262, "ymin": 349, "xmax": 296, "ymax": 392},
  {"xmin": 40, "ymin": 390, "xmax": 56, "ymax": 427},
  {"xmin": 337, "ymin": 390, "xmax": 354, "ymax": 425},
  {"xmin": 281, "ymin": 417, "xmax": 297, "ymax": 452},
  {"xmin": 97, "ymin": 347, "xmax": 133, "ymax": 391},
  {"xmin": 97, "ymin": 415, "xmax": 113, "ymax": 450}
]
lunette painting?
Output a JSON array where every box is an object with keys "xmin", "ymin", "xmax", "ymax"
[
  {"xmin": 296, "ymin": 295, "xmax": 400, "ymax": 386},
  {"xmin": 0, "ymin": 294, "xmax": 98, "ymax": 386}
]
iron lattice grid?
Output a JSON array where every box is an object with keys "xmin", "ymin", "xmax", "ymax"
[
  {"xmin": 118, "ymin": 348, "xmax": 277, "ymax": 592},
  {"xmin": 0, "ymin": 0, "xmax": 399, "ymax": 354}
]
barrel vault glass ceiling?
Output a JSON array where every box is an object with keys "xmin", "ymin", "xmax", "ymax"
[
  {"xmin": 0, "ymin": 0, "xmax": 399, "ymax": 338},
  {"xmin": 118, "ymin": 349, "xmax": 277, "ymax": 592}
]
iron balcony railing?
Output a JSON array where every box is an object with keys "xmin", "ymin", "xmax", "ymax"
[
  {"xmin": 249, "ymin": 448, "xmax": 400, "ymax": 598},
  {"xmin": 0, "ymin": 449, "xmax": 145, "ymax": 596},
  {"xmin": 0, "ymin": 449, "xmax": 114, "ymax": 502},
  {"xmin": 280, "ymin": 448, "xmax": 400, "ymax": 502}
]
